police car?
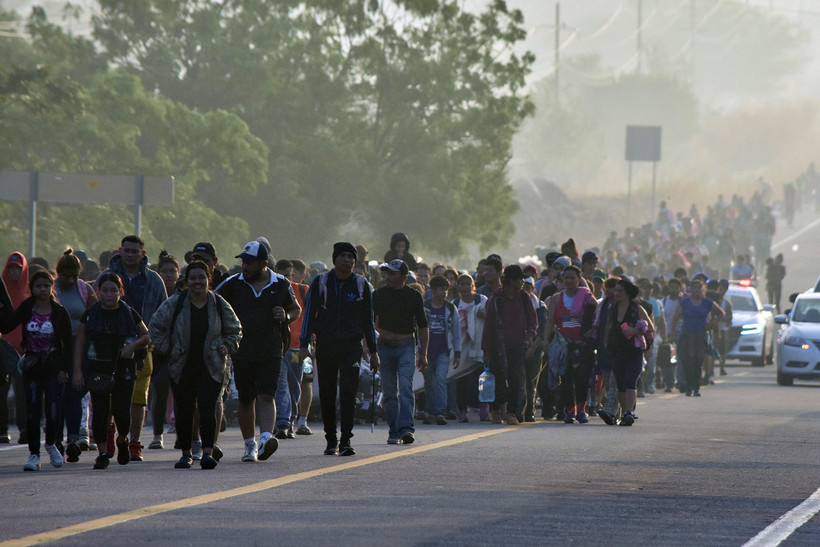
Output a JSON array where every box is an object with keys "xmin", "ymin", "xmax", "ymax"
[{"xmin": 724, "ymin": 281, "xmax": 775, "ymax": 367}]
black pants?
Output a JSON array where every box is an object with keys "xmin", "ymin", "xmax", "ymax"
[
  {"xmin": 560, "ymin": 347, "xmax": 594, "ymax": 411},
  {"xmin": 523, "ymin": 352, "xmax": 544, "ymax": 418},
  {"xmin": 456, "ymin": 366, "xmax": 482, "ymax": 411},
  {"xmin": 315, "ymin": 339, "xmax": 362, "ymax": 445},
  {"xmin": 23, "ymin": 371, "xmax": 62, "ymax": 454},
  {"xmin": 90, "ymin": 369, "xmax": 135, "ymax": 452},
  {"xmin": 488, "ymin": 346, "xmax": 526, "ymax": 415},
  {"xmin": 150, "ymin": 361, "xmax": 171, "ymax": 436},
  {"xmin": 171, "ymin": 362, "xmax": 222, "ymax": 451}
]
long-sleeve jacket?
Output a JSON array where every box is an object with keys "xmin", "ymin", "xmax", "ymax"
[
  {"xmin": 300, "ymin": 270, "xmax": 377, "ymax": 353},
  {"xmin": 103, "ymin": 254, "xmax": 167, "ymax": 325},
  {"xmin": 0, "ymin": 296, "xmax": 73, "ymax": 373},
  {"xmin": 148, "ymin": 291, "xmax": 241, "ymax": 385}
]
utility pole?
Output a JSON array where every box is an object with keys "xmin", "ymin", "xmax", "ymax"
[
  {"xmin": 636, "ymin": 0, "xmax": 643, "ymax": 74},
  {"xmin": 554, "ymin": 2, "xmax": 560, "ymax": 103}
]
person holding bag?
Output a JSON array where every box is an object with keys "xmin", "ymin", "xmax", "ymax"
[
  {"xmin": 149, "ymin": 261, "xmax": 241, "ymax": 469},
  {"xmin": 72, "ymin": 272, "xmax": 150, "ymax": 470},
  {"xmin": 605, "ymin": 278, "xmax": 654, "ymax": 426},
  {"xmin": 0, "ymin": 270, "xmax": 73, "ymax": 471}
]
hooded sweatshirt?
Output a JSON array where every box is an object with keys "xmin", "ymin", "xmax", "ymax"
[
  {"xmin": 383, "ymin": 232, "xmax": 418, "ymax": 272},
  {"xmin": 2, "ymin": 252, "xmax": 30, "ymax": 352}
]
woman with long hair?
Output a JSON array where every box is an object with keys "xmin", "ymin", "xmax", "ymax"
[
  {"xmin": 72, "ymin": 272, "xmax": 150, "ymax": 469},
  {"xmin": 1, "ymin": 270, "xmax": 73, "ymax": 471},
  {"xmin": 54, "ymin": 249, "xmax": 97, "ymax": 462},
  {"xmin": 1, "ymin": 252, "xmax": 30, "ymax": 444},
  {"xmin": 149, "ymin": 261, "xmax": 241, "ymax": 469},
  {"xmin": 605, "ymin": 278, "xmax": 654, "ymax": 426}
]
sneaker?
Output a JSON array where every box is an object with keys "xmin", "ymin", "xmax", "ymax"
[
  {"xmin": 422, "ymin": 414, "xmax": 435, "ymax": 425},
  {"xmin": 258, "ymin": 436, "xmax": 279, "ymax": 460},
  {"xmin": 386, "ymin": 436, "xmax": 401, "ymax": 445},
  {"xmin": 720, "ymin": 369, "xmax": 727, "ymax": 376},
  {"xmin": 191, "ymin": 440, "xmax": 203, "ymax": 461},
  {"xmin": 324, "ymin": 440, "xmax": 338, "ymax": 455},
  {"xmin": 56, "ymin": 441, "xmax": 66, "ymax": 459},
  {"xmin": 619, "ymin": 412, "xmax": 635, "ymax": 426},
  {"xmin": 664, "ymin": 387, "xmax": 673, "ymax": 393},
  {"xmin": 116, "ymin": 436, "xmax": 130, "ymax": 465},
  {"xmin": 506, "ymin": 413, "xmax": 519, "ymax": 425},
  {"xmin": 78, "ymin": 437, "xmax": 90, "ymax": 450},
  {"xmin": 200, "ymin": 454, "xmax": 218, "ymax": 469},
  {"xmin": 693, "ymin": 391, "xmax": 701, "ymax": 397},
  {"xmin": 446, "ymin": 410, "xmax": 458, "ymax": 420},
  {"xmin": 174, "ymin": 455, "xmax": 193, "ymax": 469},
  {"xmin": 66, "ymin": 441, "xmax": 81, "ymax": 463},
  {"xmin": 436, "ymin": 415, "xmax": 448, "ymax": 425},
  {"xmin": 479, "ymin": 403, "xmax": 490, "ymax": 421},
  {"xmin": 685, "ymin": 391, "xmax": 693, "ymax": 397},
  {"xmin": 93, "ymin": 454, "xmax": 109, "ymax": 469},
  {"xmin": 491, "ymin": 409, "xmax": 504, "ymax": 424},
  {"xmin": 338, "ymin": 443, "xmax": 355, "ymax": 456},
  {"xmin": 45, "ymin": 444, "xmax": 64, "ymax": 468},
  {"xmin": 286, "ymin": 427, "xmax": 295, "ymax": 439},
  {"xmin": 296, "ymin": 424, "xmax": 313, "ymax": 435},
  {"xmin": 242, "ymin": 441, "xmax": 258, "ymax": 462},
  {"xmin": 129, "ymin": 440, "xmax": 144, "ymax": 462},
  {"xmin": 564, "ymin": 413, "xmax": 575, "ymax": 424},
  {"xmin": 400, "ymin": 432, "xmax": 415, "ymax": 445},
  {"xmin": 576, "ymin": 411, "xmax": 589, "ymax": 424},
  {"xmin": 23, "ymin": 454, "xmax": 40, "ymax": 471},
  {"xmin": 88, "ymin": 439, "xmax": 97, "ymax": 451},
  {"xmin": 212, "ymin": 444, "xmax": 223, "ymax": 462},
  {"xmin": 597, "ymin": 409, "xmax": 616, "ymax": 426},
  {"xmin": 645, "ymin": 385, "xmax": 656, "ymax": 394},
  {"xmin": 148, "ymin": 437, "xmax": 163, "ymax": 449},
  {"xmin": 274, "ymin": 428, "xmax": 288, "ymax": 440},
  {"xmin": 458, "ymin": 410, "xmax": 469, "ymax": 422},
  {"xmin": 524, "ymin": 414, "xmax": 536, "ymax": 423}
]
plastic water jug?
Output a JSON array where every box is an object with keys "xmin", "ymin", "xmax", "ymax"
[{"xmin": 478, "ymin": 366, "xmax": 495, "ymax": 403}]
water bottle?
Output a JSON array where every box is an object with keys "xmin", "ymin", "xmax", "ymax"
[
  {"xmin": 478, "ymin": 366, "xmax": 495, "ymax": 403},
  {"xmin": 301, "ymin": 357, "xmax": 314, "ymax": 381},
  {"xmin": 87, "ymin": 341, "xmax": 97, "ymax": 360},
  {"xmin": 301, "ymin": 357, "xmax": 313, "ymax": 376}
]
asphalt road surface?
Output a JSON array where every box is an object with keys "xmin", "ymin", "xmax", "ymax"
[{"xmin": 1, "ymin": 362, "xmax": 818, "ymax": 546}]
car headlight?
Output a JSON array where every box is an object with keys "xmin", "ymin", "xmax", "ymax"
[
  {"xmin": 740, "ymin": 323, "xmax": 763, "ymax": 335},
  {"xmin": 783, "ymin": 334, "xmax": 810, "ymax": 350}
]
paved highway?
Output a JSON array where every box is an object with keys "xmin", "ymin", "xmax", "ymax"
[{"xmin": 1, "ymin": 363, "xmax": 818, "ymax": 546}]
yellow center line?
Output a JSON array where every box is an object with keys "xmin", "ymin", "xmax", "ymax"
[{"xmin": 2, "ymin": 424, "xmax": 535, "ymax": 546}]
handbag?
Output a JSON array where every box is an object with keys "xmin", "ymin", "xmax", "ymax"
[
  {"xmin": 87, "ymin": 371, "xmax": 116, "ymax": 395},
  {"xmin": 87, "ymin": 356, "xmax": 118, "ymax": 395}
]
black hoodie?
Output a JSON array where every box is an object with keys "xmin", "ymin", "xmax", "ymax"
[{"xmin": 383, "ymin": 232, "xmax": 418, "ymax": 271}]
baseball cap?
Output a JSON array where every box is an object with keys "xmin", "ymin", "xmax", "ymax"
[
  {"xmin": 592, "ymin": 268, "xmax": 607, "ymax": 281},
  {"xmin": 235, "ymin": 241, "xmax": 268, "ymax": 262},
  {"xmin": 191, "ymin": 242, "xmax": 217, "ymax": 260},
  {"xmin": 523, "ymin": 276, "xmax": 535, "ymax": 286},
  {"xmin": 552, "ymin": 256, "xmax": 571, "ymax": 270},
  {"xmin": 380, "ymin": 259, "xmax": 409, "ymax": 275}
]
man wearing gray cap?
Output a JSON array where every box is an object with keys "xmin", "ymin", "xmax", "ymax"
[
  {"xmin": 373, "ymin": 259, "xmax": 429, "ymax": 445},
  {"xmin": 216, "ymin": 240, "xmax": 301, "ymax": 462}
]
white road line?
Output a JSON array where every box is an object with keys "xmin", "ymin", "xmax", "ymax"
[
  {"xmin": 0, "ymin": 444, "xmax": 25, "ymax": 452},
  {"xmin": 771, "ymin": 216, "xmax": 820, "ymax": 251},
  {"xmin": 743, "ymin": 486, "xmax": 820, "ymax": 547}
]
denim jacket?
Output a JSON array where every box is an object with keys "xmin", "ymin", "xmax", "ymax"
[{"xmin": 423, "ymin": 298, "xmax": 462, "ymax": 359}]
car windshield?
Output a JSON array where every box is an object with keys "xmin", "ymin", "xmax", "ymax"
[
  {"xmin": 792, "ymin": 301, "xmax": 820, "ymax": 323},
  {"xmin": 728, "ymin": 293, "xmax": 758, "ymax": 312}
]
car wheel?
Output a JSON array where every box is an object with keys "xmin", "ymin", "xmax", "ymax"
[{"xmin": 776, "ymin": 369, "xmax": 794, "ymax": 386}]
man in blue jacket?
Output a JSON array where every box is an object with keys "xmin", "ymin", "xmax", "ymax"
[
  {"xmin": 422, "ymin": 275, "xmax": 461, "ymax": 425},
  {"xmin": 299, "ymin": 242, "xmax": 378, "ymax": 457}
]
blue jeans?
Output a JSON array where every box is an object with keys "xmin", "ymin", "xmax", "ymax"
[
  {"xmin": 274, "ymin": 349, "xmax": 302, "ymax": 430},
  {"xmin": 423, "ymin": 352, "xmax": 449, "ymax": 417},
  {"xmin": 378, "ymin": 341, "xmax": 416, "ymax": 438}
]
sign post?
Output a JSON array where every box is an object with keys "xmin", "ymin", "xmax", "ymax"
[
  {"xmin": 0, "ymin": 171, "xmax": 174, "ymax": 256},
  {"xmin": 625, "ymin": 125, "xmax": 662, "ymax": 221}
]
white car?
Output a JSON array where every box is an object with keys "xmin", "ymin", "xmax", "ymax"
[
  {"xmin": 774, "ymin": 292, "xmax": 820, "ymax": 386},
  {"xmin": 724, "ymin": 284, "xmax": 775, "ymax": 366}
]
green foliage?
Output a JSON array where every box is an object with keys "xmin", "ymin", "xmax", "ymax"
[
  {"xmin": 0, "ymin": 7, "xmax": 267, "ymax": 263},
  {"xmin": 89, "ymin": 0, "xmax": 533, "ymax": 258}
]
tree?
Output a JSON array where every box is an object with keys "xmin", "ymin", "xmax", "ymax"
[
  {"xmin": 0, "ymin": 7, "xmax": 268, "ymax": 262},
  {"xmin": 90, "ymin": 0, "xmax": 534, "ymax": 258}
]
